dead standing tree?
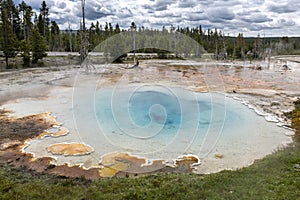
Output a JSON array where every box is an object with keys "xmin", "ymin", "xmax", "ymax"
[
  {"xmin": 80, "ymin": 0, "xmax": 95, "ymax": 71},
  {"xmin": 130, "ymin": 22, "xmax": 137, "ymax": 63}
]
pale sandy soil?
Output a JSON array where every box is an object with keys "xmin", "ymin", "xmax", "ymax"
[{"xmin": 0, "ymin": 57, "xmax": 300, "ymax": 176}]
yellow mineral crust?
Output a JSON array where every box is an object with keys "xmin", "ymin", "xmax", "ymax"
[
  {"xmin": 99, "ymin": 162, "xmax": 129, "ymax": 177},
  {"xmin": 99, "ymin": 152, "xmax": 146, "ymax": 177},
  {"xmin": 38, "ymin": 127, "xmax": 69, "ymax": 138},
  {"xmin": 101, "ymin": 152, "xmax": 146, "ymax": 166},
  {"xmin": 174, "ymin": 154, "xmax": 201, "ymax": 170},
  {"xmin": 47, "ymin": 143, "xmax": 94, "ymax": 156}
]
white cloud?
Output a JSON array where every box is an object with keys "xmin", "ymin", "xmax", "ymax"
[{"xmin": 13, "ymin": 0, "xmax": 300, "ymax": 37}]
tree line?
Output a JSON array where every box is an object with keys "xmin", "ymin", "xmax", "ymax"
[
  {"xmin": 0, "ymin": 0, "xmax": 299, "ymax": 68},
  {"xmin": 0, "ymin": 0, "xmax": 50, "ymax": 67}
]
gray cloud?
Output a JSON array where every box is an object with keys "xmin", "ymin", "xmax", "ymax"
[
  {"xmin": 276, "ymin": 18, "xmax": 296, "ymax": 27},
  {"xmin": 57, "ymin": 2, "xmax": 67, "ymax": 9},
  {"xmin": 207, "ymin": 8, "xmax": 235, "ymax": 23},
  {"xmin": 77, "ymin": 1, "xmax": 114, "ymax": 20},
  {"xmin": 154, "ymin": 0, "xmax": 175, "ymax": 11},
  {"xmin": 143, "ymin": 0, "xmax": 175, "ymax": 11},
  {"xmin": 240, "ymin": 14, "xmax": 273, "ymax": 23},
  {"xmin": 177, "ymin": 0, "xmax": 198, "ymax": 8},
  {"xmin": 14, "ymin": 0, "xmax": 300, "ymax": 37},
  {"xmin": 213, "ymin": 0, "xmax": 241, "ymax": 7},
  {"xmin": 268, "ymin": 3, "xmax": 298, "ymax": 13},
  {"xmin": 118, "ymin": 7, "xmax": 133, "ymax": 18},
  {"xmin": 183, "ymin": 12, "xmax": 208, "ymax": 22}
]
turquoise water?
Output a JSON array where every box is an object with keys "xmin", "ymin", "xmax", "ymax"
[
  {"xmin": 94, "ymin": 86, "xmax": 245, "ymax": 157},
  {"xmin": 95, "ymin": 88, "xmax": 228, "ymax": 138}
]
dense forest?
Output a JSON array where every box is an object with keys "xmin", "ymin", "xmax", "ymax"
[{"xmin": 0, "ymin": 0, "xmax": 300, "ymax": 67}]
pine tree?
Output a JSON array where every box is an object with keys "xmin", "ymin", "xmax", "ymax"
[
  {"xmin": 0, "ymin": 3, "xmax": 19, "ymax": 68},
  {"xmin": 2, "ymin": 0, "xmax": 13, "ymax": 23},
  {"xmin": 88, "ymin": 22, "xmax": 96, "ymax": 50},
  {"xmin": 24, "ymin": 5, "xmax": 33, "ymax": 42},
  {"xmin": 37, "ymin": 1, "xmax": 49, "ymax": 40},
  {"xmin": 19, "ymin": 0, "xmax": 27, "ymax": 39},
  {"xmin": 115, "ymin": 23, "xmax": 120, "ymax": 34},
  {"xmin": 37, "ymin": 14, "xmax": 44, "ymax": 35},
  {"xmin": 237, "ymin": 33, "xmax": 245, "ymax": 60},
  {"xmin": 49, "ymin": 20, "xmax": 60, "ymax": 51},
  {"xmin": 19, "ymin": 1, "xmax": 32, "ymax": 42},
  {"xmin": 31, "ymin": 27, "xmax": 47, "ymax": 64},
  {"xmin": 19, "ymin": 39, "xmax": 30, "ymax": 67}
]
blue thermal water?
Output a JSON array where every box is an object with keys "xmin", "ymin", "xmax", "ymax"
[
  {"xmin": 94, "ymin": 87, "xmax": 239, "ymax": 144},
  {"xmin": 128, "ymin": 90, "xmax": 181, "ymax": 130}
]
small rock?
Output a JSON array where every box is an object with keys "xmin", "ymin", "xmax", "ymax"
[
  {"xmin": 214, "ymin": 154, "xmax": 224, "ymax": 159},
  {"xmin": 271, "ymin": 101, "xmax": 280, "ymax": 106}
]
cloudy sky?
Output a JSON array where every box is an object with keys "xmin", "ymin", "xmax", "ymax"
[{"xmin": 13, "ymin": 0, "xmax": 300, "ymax": 37}]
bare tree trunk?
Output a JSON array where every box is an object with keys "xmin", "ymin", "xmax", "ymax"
[
  {"xmin": 68, "ymin": 21, "xmax": 72, "ymax": 52},
  {"xmin": 222, "ymin": 34, "xmax": 227, "ymax": 60},
  {"xmin": 79, "ymin": 0, "xmax": 95, "ymax": 71},
  {"xmin": 5, "ymin": 56, "xmax": 9, "ymax": 69},
  {"xmin": 215, "ymin": 40, "xmax": 218, "ymax": 60},
  {"xmin": 80, "ymin": 0, "xmax": 90, "ymax": 70}
]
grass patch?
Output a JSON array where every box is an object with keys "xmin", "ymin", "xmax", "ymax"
[
  {"xmin": 0, "ymin": 144, "xmax": 299, "ymax": 199},
  {"xmin": 291, "ymin": 99, "xmax": 300, "ymax": 141}
]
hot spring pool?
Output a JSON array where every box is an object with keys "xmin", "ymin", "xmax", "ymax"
[
  {"xmin": 16, "ymin": 85, "xmax": 292, "ymax": 173},
  {"xmin": 94, "ymin": 86, "xmax": 228, "ymax": 156}
]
